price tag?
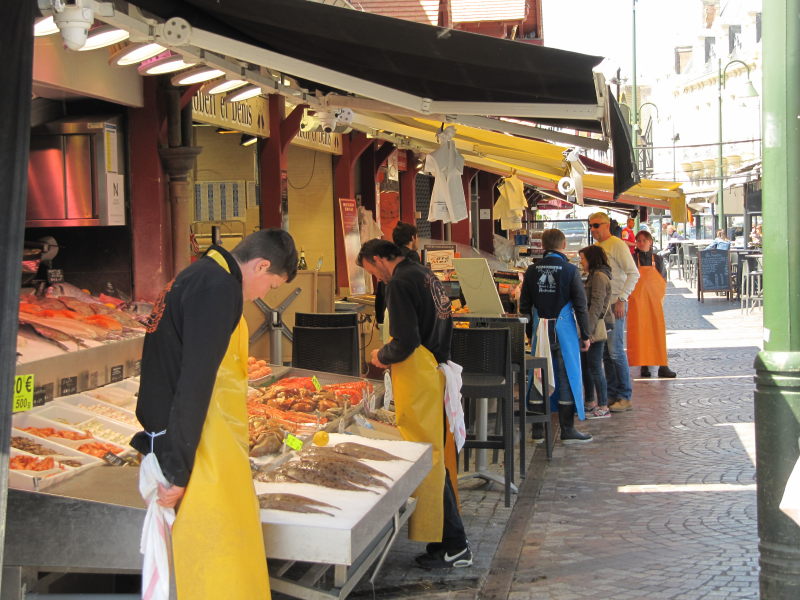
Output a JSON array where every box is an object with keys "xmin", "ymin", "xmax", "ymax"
[
  {"xmin": 60, "ymin": 376, "xmax": 78, "ymax": 397},
  {"xmin": 33, "ymin": 383, "xmax": 53, "ymax": 407},
  {"xmin": 13, "ymin": 375, "xmax": 34, "ymax": 413},
  {"xmin": 283, "ymin": 433, "xmax": 303, "ymax": 451},
  {"xmin": 110, "ymin": 365, "xmax": 124, "ymax": 383},
  {"xmin": 311, "ymin": 375, "xmax": 322, "ymax": 391},
  {"xmin": 102, "ymin": 452, "xmax": 127, "ymax": 466}
]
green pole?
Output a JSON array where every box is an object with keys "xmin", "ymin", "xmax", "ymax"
[
  {"xmin": 717, "ymin": 58, "xmax": 725, "ymax": 232},
  {"xmin": 756, "ymin": 0, "xmax": 800, "ymax": 597},
  {"xmin": 631, "ymin": 0, "xmax": 639, "ymax": 170}
]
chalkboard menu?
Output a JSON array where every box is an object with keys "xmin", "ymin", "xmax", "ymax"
[{"xmin": 698, "ymin": 247, "xmax": 732, "ymax": 302}]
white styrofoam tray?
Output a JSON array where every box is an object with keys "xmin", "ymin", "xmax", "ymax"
[
  {"xmin": 57, "ymin": 394, "xmax": 139, "ymax": 428},
  {"xmin": 8, "ymin": 441, "xmax": 101, "ymax": 492},
  {"xmin": 12, "ymin": 412, "xmax": 133, "ymax": 457},
  {"xmin": 255, "ymin": 433, "xmax": 432, "ymax": 565},
  {"xmin": 38, "ymin": 403, "xmax": 136, "ymax": 447}
]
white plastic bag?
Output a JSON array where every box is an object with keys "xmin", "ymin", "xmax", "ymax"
[
  {"xmin": 439, "ymin": 361, "xmax": 466, "ymax": 452},
  {"xmin": 780, "ymin": 450, "xmax": 800, "ymax": 527},
  {"xmin": 139, "ymin": 453, "xmax": 176, "ymax": 600}
]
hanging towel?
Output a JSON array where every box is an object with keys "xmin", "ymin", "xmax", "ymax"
[
  {"xmin": 438, "ymin": 360, "xmax": 466, "ymax": 452},
  {"xmin": 532, "ymin": 317, "xmax": 555, "ymax": 399},
  {"xmin": 139, "ymin": 452, "xmax": 176, "ymax": 600}
]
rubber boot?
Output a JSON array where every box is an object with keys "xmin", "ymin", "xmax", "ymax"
[{"xmin": 558, "ymin": 404, "xmax": 593, "ymax": 444}]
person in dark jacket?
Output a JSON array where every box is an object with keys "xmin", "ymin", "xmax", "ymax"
[
  {"xmin": 358, "ymin": 239, "xmax": 471, "ymax": 570},
  {"xmin": 374, "ymin": 222, "xmax": 421, "ymax": 326},
  {"xmin": 578, "ymin": 245, "xmax": 614, "ymax": 419},
  {"xmin": 519, "ymin": 229, "xmax": 592, "ymax": 444},
  {"xmin": 131, "ymin": 229, "xmax": 297, "ymax": 598}
]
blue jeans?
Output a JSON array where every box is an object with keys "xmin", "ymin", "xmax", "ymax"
[
  {"xmin": 583, "ymin": 340, "xmax": 608, "ymax": 407},
  {"xmin": 603, "ymin": 312, "xmax": 632, "ymax": 401}
]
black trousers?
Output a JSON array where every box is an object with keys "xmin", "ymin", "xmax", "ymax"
[{"xmin": 441, "ymin": 467, "xmax": 468, "ymax": 550}]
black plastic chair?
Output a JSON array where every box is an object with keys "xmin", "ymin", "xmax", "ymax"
[
  {"xmin": 456, "ymin": 316, "xmax": 536, "ymax": 480},
  {"xmin": 295, "ymin": 312, "xmax": 358, "ymax": 328},
  {"xmin": 291, "ymin": 326, "xmax": 360, "ymax": 376},
  {"xmin": 451, "ymin": 327, "xmax": 515, "ymax": 507}
]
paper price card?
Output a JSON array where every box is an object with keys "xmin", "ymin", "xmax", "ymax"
[
  {"xmin": 311, "ymin": 375, "xmax": 322, "ymax": 391},
  {"xmin": 13, "ymin": 375, "xmax": 34, "ymax": 413},
  {"xmin": 283, "ymin": 433, "xmax": 304, "ymax": 451}
]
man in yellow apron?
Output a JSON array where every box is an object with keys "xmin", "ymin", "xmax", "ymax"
[
  {"xmin": 131, "ymin": 229, "xmax": 298, "ymax": 599},
  {"xmin": 357, "ymin": 239, "xmax": 471, "ymax": 570}
]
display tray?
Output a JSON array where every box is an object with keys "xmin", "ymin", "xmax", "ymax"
[
  {"xmin": 12, "ymin": 412, "xmax": 134, "ymax": 459},
  {"xmin": 8, "ymin": 437, "xmax": 101, "ymax": 492},
  {"xmin": 256, "ymin": 433, "xmax": 431, "ymax": 565},
  {"xmin": 57, "ymin": 393, "xmax": 140, "ymax": 428},
  {"xmin": 248, "ymin": 364, "xmax": 291, "ymax": 387},
  {"xmin": 268, "ymin": 367, "xmax": 385, "ymax": 403}
]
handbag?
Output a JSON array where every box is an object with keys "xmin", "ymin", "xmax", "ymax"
[{"xmin": 591, "ymin": 298, "xmax": 612, "ymax": 342}]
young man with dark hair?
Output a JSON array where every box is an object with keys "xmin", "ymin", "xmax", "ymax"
[
  {"xmin": 132, "ymin": 228, "xmax": 297, "ymax": 599},
  {"xmin": 358, "ymin": 238, "xmax": 471, "ymax": 569},
  {"xmin": 520, "ymin": 228, "xmax": 593, "ymax": 444},
  {"xmin": 392, "ymin": 222, "xmax": 420, "ymax": 257}
]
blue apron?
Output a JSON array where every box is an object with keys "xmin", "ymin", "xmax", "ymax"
[{"xmin": 528, "ymin": 302, "xmax": 585, "ymax": 420}]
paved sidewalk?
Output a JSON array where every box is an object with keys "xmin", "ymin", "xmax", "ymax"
[{"xmin": 341, "ymin": 281, "xmax": 763, "ymax": 599}]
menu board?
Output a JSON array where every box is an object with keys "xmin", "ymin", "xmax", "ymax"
[{"xmin": 697, "ymin": 247, "xmax": 732, "ymax": 302}]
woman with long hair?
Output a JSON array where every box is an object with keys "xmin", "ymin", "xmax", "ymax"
[
  {"xmin": 627, "ymin": 230, "xmax": 677, "ymax": 378},
  {"xmin": 578, "ymin": 245, "xmax": 614, "ymax": 419}
]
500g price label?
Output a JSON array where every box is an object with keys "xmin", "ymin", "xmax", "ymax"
[{"xmin": 13, "ymin": 375, "xmax": 34, "ymax": 413}]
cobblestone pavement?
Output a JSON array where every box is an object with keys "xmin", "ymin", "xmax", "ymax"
[{"xmin": 335, "ymin": 281, "xmax": 762, "ymax": 600}]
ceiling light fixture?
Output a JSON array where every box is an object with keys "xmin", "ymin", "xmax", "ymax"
[
  {"xmin": 225, "ymin": 85, "xmax": 262, "ymax": 103},
  {"xmin": 171, "ymin": 67, "xmax": 226, "ymax": 86},
  {"xmin": 202, "ymin": 78, "xmax": 248, "ymax": 95},
  {"xmin": 109, "ymin": 42, "xmax": 166, "ymax": 66},
  {"xmin": 78, "ymin": 24, "xmax": 130, "ymax": 52},
  {"xmin": 138, "ymin": 52, "xmax": 196, "ymax": 76},
  {"xmin": 240, "ymin": 135, "xmax": 258, "ymax": 147},
  {"xmin": 34, "ymin": 16, "xmax": 60, "ymax": 37}
]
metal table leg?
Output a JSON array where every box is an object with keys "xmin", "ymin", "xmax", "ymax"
[{"xmin": 458, "ymin": 397, "xmax": 518, "ymax": 493}]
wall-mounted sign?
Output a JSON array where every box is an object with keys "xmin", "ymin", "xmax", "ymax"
[
  {"xmin": 192, "ymin": 92, "xmax": 270, "ymax": 138},
  {"xmin": 292, "ymin": 129, "xmax": 343, "ymax": 155}
]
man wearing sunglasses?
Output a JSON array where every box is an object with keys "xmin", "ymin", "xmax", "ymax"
[{"xmin": 588, "ymin": 212, "xmax": 640, "ymax": 412}]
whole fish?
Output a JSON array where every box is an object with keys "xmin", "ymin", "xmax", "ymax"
[
  {"xmin": 21, "ymin": 321, "xmax": 86, "ymax": 350},
  {"xmin": 47, "ymin": 283, "xmax": 103, "ymax": 304},
  {"xmin": 258, "ymin": 493, "xmax": 339, "ymax": 516},
  {"xmin": 295, "ymin": 458, "xmax": 389, "ymax": 490},
  {"xmin": 279, "ymin": 465, "xmax": 379, "ymax": 494},
  {"xmin": 334, "ymin": 442, "xmax": 407, "ymax": 462},
  {"xmin": 300, "ymin": 447, "xmax": 393, "ymax": 480}
]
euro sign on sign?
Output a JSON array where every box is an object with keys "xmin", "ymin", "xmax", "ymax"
[{"xmin": 13, "ymin": 374, "xmax": 34, "ymax": 413}]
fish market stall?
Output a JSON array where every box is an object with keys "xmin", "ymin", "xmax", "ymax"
[{"xmin": 3, "ymin": 369, "xmax": 421, "ymax": 600}]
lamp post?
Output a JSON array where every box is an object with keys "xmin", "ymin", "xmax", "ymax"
[
  {"xmin": 631, "ymin": 0, "xmax": 639, "ymax": 169},
  {"xmin": 717, "ymin": 58, "xmax": 759, "ymax": 233}
]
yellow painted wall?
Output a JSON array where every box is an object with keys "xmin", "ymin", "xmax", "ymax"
[{"xmin": 286, "ymin": 145, "xmax": 335, "ymax": 271}]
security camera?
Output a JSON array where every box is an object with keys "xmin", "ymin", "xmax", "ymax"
[
  {"xmin": 52, "ymin": 0, "xmax": 94, "ymax": 51},
  {"xmin": 315, "ymin": 110, "xmax": 337, "ymax": 134}
]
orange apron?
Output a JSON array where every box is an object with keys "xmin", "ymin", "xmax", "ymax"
[
  {"xmin": 172, "ymin": 249, "xmax": 270, "ymax": 599},
  {"xmin": 627, "ymin": 263, "xmax": 668, "ymax": 366}
]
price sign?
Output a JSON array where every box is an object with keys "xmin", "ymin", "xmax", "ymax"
[
  {"xmin": 13, "ymin": 375, "xmax": 34, "ymax": 413},
  {"xmin": 283, "ymin": 433, "xmax": 303, "ymax": 451},
  {"xmin": 33, "ymin": 383, "xmax": 53, "ymax": 407},
  {"xmin": 311, "ymin": 375, "xmax": 322, "ymax": 391},
  {"xmin": 102, "ymin": 452, "xmax": 127, "ymax": 466},
  {"xmin": 60, "ymin": 376, "xmax": 78, "ymax": 397},
  {"xmin": 110, "ymin": 365, "xmax": 124, "ymax": 383}
]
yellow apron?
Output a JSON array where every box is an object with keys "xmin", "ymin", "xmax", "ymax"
[
  {"xmin": 391, "ymin": 345, "xmax": 459, "ymax": 542},
  {"xmin": 627, "ymin": 263, "xmax": 668, "ymax": 366},
  {"xmin": 172, "ymin": 249, "xmax": 270, "ymax": 600}
]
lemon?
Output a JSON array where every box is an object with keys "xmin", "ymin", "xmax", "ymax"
[{"xmin": 312, "ymin": 431, "xmax": 329, "ymax": 446}]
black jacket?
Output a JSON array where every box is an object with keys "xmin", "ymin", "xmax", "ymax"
[
  {"xmin": 519, "ymin": 251, "xmax": 590, "ymax": 341},
  {"xmin": 374, "ymin": 246, "xmax": 421, "ymax": 324},
  {"xmin": 378, "ymin": 258, "xmax": 452, "ymax": 365},
  {"xmin": 131, "ymin": 246, "xmax": 243, "ymax": 487}
]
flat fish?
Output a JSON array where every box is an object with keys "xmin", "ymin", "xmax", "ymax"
[
  {"xmin": 334, "ymin": 442, "xmax": 407, "ymax": 462},
  {"xmin": 258, "ymin": 493, "xmax": 339, "ymax": 516},
  {"xmin": 296, "ymin": 458, "xmax": 389, "ymax": 490},
  {"xmin": 57, "ymin": 297, "xmax": 96, "ymax": 317},
  {"xmin": 299, "ymin": 448, "xmax": 393, "ymax": 480},
  {"xmin": 22, "ymin": 322, "xmax": 84, "ymax": 351},
  {"xmin": 280, "ymin": 465, "xmax": 379, "ymax": 494}
]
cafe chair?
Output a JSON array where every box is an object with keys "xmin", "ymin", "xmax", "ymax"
[
  {"xmin": 291, "ymin": 326, "xmax": 360, "ymax": 377},
  {"xmin": 451, "ymin": 327, "xmax": 515, "ymax": 507},
  {"xmin": 295, "ymin": 311, "xmax": 358, "ymax": 329}
]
